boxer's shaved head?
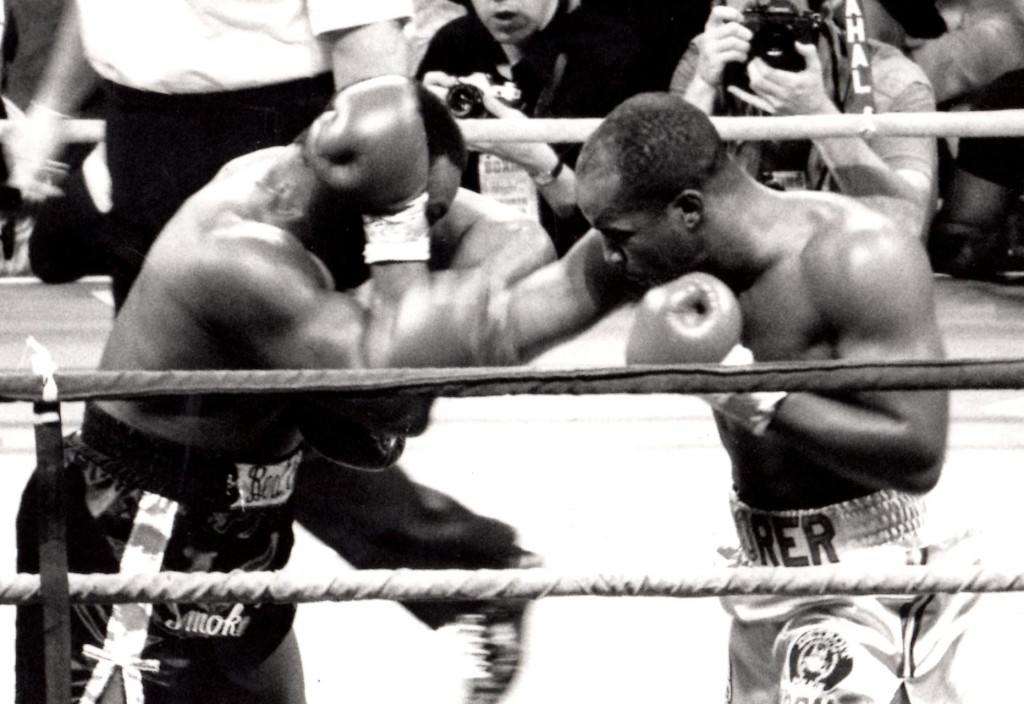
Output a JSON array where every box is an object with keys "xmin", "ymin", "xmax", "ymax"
[{"xmin": 577, "ymin": 93, "xmax": 728, "ymax": 212}]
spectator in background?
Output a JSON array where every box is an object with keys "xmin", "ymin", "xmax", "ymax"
[
  {"xmin": 903, "ymin": 0, "xmax": 1024, "ymax": 108},
  {"xmin": 409, "ymin": 0, "xmax": 467, "ymax": 70},
  {"xmin": 2, "ymin": 0, "xmax": 108, "ymax": 281},
  {"xmin": 6, "ymin": 3, "xmax": 538, "ymax": 702},
  {"xmin": 417, "ymin": 0, "xmax": 648, "ymax": 255},
  {"xmin": 670, "ymin": 0, "xmax": 938, "ymax": 240},
  {"xmin": 929, "ymin": 69, "xmax": 1024, "ymax": 280},
  {"xmin": 23, "ymin": 140, "xmax": 108, "ymax": 282},
  {"xmin": 582, "ymin": 0, "xmax": 712, "ymax": 89}
]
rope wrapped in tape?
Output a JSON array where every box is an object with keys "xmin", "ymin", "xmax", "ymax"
[
  {"xmin": 5, "ymin": 565, "xmax": 1024, "ymax": 605},
  {"xmin": 5, "ymin": 110, "xmax": 1024, "ymax": 146},
  {"xmin": 457, "ymin": 109, "xmax": 1024, "ymax": 143},
  {"xmin": 0, "ymin": 357, "xmax": 1023, "ymax": 402}
]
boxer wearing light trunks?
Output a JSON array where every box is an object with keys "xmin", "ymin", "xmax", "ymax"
[
  {"xmin": 15, "ymin": 76, "xmax": 554, "ymax": 704},
  {"xmin": 426, "ymin": 92, "xmax": 977, "ymax": 702}
]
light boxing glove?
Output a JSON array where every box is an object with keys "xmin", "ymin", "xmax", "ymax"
[
  {"xmin": 304, "ymin": 76, "xmax": 466, "ymax": 264},
  {"xmin": 626, "ymin": 272, "xmax": 787, "ymax": 435}
]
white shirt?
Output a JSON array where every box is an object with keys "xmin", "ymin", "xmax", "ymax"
[{"xmin": 76, "ymin": 0, "xmax": 413, "ymax": 93}]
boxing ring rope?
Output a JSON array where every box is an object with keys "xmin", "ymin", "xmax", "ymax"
[
  {"xmin": 13, "ymin": 106, "xmax": 1024, "ymax": 702},
  {"xmin": 3, "ymin": 356, "xmax": 1024, "ymax": 402},
  {"xmin": 6, "ymin": 564, "xmax": 1024, "ymax": 606},
  {"xmin": 8, "ymin": 108, "xmax": 1024, "ymax": 145}
]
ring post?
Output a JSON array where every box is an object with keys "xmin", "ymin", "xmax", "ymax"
[
  {"xmin": 34, "ymin": 400, "xmax": 70, "ymax": 704},
  {"xmin": 26, "ymin": 337, "xmax": 70, "ymax": 704}
]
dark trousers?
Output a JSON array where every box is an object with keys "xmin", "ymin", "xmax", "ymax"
[{"xmin": 100, "ymin": 74, "xmax": 334, "ymax": 308}]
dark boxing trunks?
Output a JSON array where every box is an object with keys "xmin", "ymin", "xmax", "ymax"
[{"xmin": 16, "ymin": 405, "xmax": 300, "ymax": 704}]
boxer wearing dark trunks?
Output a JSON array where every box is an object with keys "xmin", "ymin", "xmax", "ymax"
[{"xmin": 16, "ymin": 76, "xmax": 554, "ymax": 704}]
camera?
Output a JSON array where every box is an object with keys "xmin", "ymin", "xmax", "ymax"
[
  {"xmin": 445, "ymin": 74, "xmax": 523, "ymax": 119},
  {"xmin": 742, "ymin": 0, "xmax": 821, "ymax": 71}
]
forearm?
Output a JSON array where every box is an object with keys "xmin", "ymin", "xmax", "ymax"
[
  {"xmin": 813, "ymin": 129, "xmax": 932, "ymax": 234},
  {"xmin": 523, "ymin": 146, "xmax": 577, "ymax": 220},
  {"xmin": 477, "ymin": 141, "xmax": 578, "ymax": 219},
  {"xmin": 683, "ymin": 76, "xmax": 719, "ymax": 115},
  {"xmin": 670, "ymin": 40, "xmax": 719, "ymax": 114},
  {"xmin": 448, "ymin": 219, "xmax": 555, "ymax": 286},
  {"xmin": 326, "ymin": 20, "xmax": 411, "ymax": 87},
  {"xmin": 765, "ymin": 390, "xmax": 947, "ymax": 492},
  {"xmin": 31, "ymin": 3, "xmax": 100, "ymax": 115},
  {"xmin": 365, "ymin": 267, "xmax": 506, "ymax": 367},
  {"xmin": 503, "ymin": 234, "xmax": 627, "ymax": 362},
  {"xmin": 361, "ymin": 260, "xmax": 433, "ymax": 367},
  {"xmin": 911, "ymin": 19, "xmax": 1024, "ymax": 104}
]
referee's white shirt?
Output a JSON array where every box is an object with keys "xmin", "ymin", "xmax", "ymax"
[{"xmin": 76, "ymin": 0, "xmax": 414, "ymax": 93}]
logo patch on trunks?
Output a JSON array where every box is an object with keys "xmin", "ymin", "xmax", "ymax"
[
  {"xmin": 163, "ymin": 603, "xmax": 252, "ymax": 638},
  {"xmin": 786, "ymin": 628, "xmax": 853, "ymax": 692},
  {"xmin": 229, "ymin": 454, "xmax": 300, "ymax": 509}
]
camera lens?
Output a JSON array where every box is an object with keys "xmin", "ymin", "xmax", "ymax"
[
  {"xmin": 751, "ymin": 23, "xmax": 806, "ymax": 71},
  {"xmin": 755, "ymin": 25, "xmax": 795, "ymax": 65},
  {"xmin": 446, "ymin": 84, "xmax": 486, "ymax": 119}
]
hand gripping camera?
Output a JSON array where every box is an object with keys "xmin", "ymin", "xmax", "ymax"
[
  {"xmin": 741, "ymin": 0, "xmax": 822, "ymax": 71},
  {"xmin": 445, "ymin": 74, "xmax": 523, "ymax": 119}
]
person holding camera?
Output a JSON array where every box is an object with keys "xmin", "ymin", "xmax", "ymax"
[
  {"xmin": 670, "ymin": 0, "xmax": 938, "ymax": 241},
  {"xmin": 417, "ymin": 0, "xmax": 648, "ymax": 255}
]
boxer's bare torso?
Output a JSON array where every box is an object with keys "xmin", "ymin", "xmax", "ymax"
[
  {"xmin": 97, "ymin": 147, "xmax": 330, "ymax": 458},
  {"xmin": 706, "ymin": 192, "xmax": 948, "ymax": 509}
]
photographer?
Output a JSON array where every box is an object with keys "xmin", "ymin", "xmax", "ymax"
[
  {"xmin": 417, "ymin": 0, "xmax": 647, "ymax": 255},
  {"xmin": 670, "ymin": 0, "xmax": 937, "ymax": 240}
]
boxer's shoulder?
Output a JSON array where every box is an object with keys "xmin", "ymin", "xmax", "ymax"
[
  {"xmin": 195, "ymin": 145, "xmax": 308, "ymax": 214},
  {"xmin": 798, "ymin": 197, "xmax": 905, "ymax": 272},
  {"xmin": 146, "ymin": 210, "xmax": 332, "ymax": 337},
  {"xmin": 799, "ymin": 203, "xmax": 930, "ymax": 323},
  {"xmin": 212, "ymin": 145, "xmax": 297, "ymax": 185}
]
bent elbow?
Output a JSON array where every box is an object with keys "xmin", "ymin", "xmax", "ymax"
[{"xmin": 889, "ymin": 434, "xmax": 945, "ymax": 494}]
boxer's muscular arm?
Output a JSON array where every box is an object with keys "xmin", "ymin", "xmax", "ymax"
[
  {"xmin": 366, "ymin": 229, "xmax": 628, "ymax": 367},
  {"xmin": 173, "ymin": 225, "xmax": 436, "ymax": 435},
  {"xmin": 491, "ymin": 230, "xmax": 629, "ymax": 362},
  {"xmin": 766, "ymin": 224, "xmax": 948, "ymax": 493},
  {"xmin": 429, "ymin": 188, "xmax": 556, "ymax": 285},
  {"xmin": 181, "ymin": 225, "xmax": 372, "ymax": 369}
]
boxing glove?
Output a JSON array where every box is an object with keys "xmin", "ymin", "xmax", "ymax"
[
  {"xmin": 626, "ymin": 272, "xmax": 743, "ymax": 364},
  {"xmin": 305, "ymin": 76, "xmax": 466, "ymax": 264},
  {"xmin": 299, "ymin": 413, "xmax": 406, "ymax": 471},
  {"xmin": 626, "ymin": 272, "xmax": 786, "ymax": 435}
]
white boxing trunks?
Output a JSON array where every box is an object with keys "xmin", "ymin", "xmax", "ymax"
[{"xmin": 723, "ymin": 489, "xmax": 978, "ymax": 704}]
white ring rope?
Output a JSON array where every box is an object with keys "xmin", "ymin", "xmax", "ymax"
[
  {"xmin": 459, "ymin": 109, "xmax": 1024, "ymax": 143},
  {"xmin": 7, "ymin": 564, "xmax": 1024, "ymax": 605},
  {"xmin": 5, "ymin": 110, "xmax": 1024, "ymax": 146}
]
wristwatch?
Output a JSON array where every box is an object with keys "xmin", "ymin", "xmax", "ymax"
[{"xmin": 529, "ymin": 158, "xmax": 564, "ymax": 187}]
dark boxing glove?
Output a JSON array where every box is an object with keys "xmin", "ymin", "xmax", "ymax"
[
  {"xmin": 304, "ymin": 76, "xmax": 466, "ymax": 264},
  {"xmin": 299, "ymin": 413, "xmax": 406, "ymax": 471},
  {"xmin": 627, "ymin": 272, "xmax": 787, "ymax": 435},
  {"xmin": 298, "ymin": 394, "xmax": 436, "ymax": 470}
]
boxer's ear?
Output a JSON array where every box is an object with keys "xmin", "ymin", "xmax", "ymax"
[{"xmin": 672, "ymin": 189, "xmax": 704, "ymax": 230}]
